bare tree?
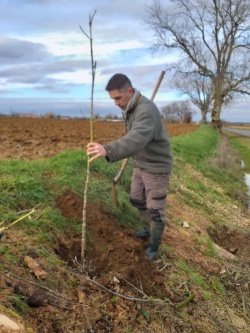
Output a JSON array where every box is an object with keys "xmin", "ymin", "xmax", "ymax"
[
  {"xmin": 172, "ymin": 70, "xmax": 213, "ymax": 123},
  {"xmin": 162, "ymin": 103, "xmax": 177, "ymax": 123},
  {"xmin": 145, "ymin": 0, "xmax": 250, "ymax": 129},
  {"xmin": 162, "ymin": 100, "xmax": 193, "ymax": 123}
]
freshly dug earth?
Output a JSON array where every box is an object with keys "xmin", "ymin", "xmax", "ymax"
[{"xmin": 1, "ymin": 117, "xmax": 250, "ymax": 333}]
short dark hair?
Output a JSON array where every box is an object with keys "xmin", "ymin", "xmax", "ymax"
[{"xmin": 105, "ymin": 74, "xmax": 132, "ymax": 91}]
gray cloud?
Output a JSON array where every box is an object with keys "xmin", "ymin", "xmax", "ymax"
[
  {"xmin": 0, "ymin": 35, "xmax": 93, "ymax": 91},
  {"xmin": 44, "ymin": 60, "xmax": 91, "ymax": 73},
  {"xmin": 100, "ymin": 63, "xmax": 170, "ymax": 93},
  {"xmin": 0, "ymin": 37, "xmax": 52, "ymax": 64},
  {"xmin": 0, "ymin": 0, "xmax": 153, "ymax": 39},
  {"xmin": 0, "ymin": 1, "xmax": 157, "ymax": 93}
]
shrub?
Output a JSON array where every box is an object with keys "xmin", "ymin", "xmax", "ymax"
[{"xmin": 44, "ymin": 112, "xmax": 57, "ymax": 119}]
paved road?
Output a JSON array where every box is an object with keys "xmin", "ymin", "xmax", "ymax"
[{"xmin": 223, "ymin": 128, "xmax": 250, "ymax": 137}]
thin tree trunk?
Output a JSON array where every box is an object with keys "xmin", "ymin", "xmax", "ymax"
[
  {"xmin": 79, "ymin": 11, "xmax": 97, "ymax": 267},
  {"xmin": 199, "ymin": 108, "xmax": 207, "ymax": 124}
]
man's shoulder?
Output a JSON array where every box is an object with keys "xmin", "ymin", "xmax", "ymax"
[
  {"xmin": 139, "ymin": 94, "xmax": 151, "ymax": 103},
  {"xmin": 136, "ymin": 95, "xmax": 160, "ymax": 115}
]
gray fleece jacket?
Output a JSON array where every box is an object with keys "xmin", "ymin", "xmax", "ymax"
[{"xmin": 104, "ymin": 93, "xmax": 173, "ymax": 174}]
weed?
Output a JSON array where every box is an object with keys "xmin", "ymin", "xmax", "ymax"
[
  {"xmin": 209, "ymin": 277, "xmax": 227, "ymax": 296},
  {"xmin": 205, "ymin": 236, "xmax": 218, "ymax": 257},
  {"xmin": 7, "ymin": 294, "xmax": 29, "ymax": 314},
  {"xmin": 177, "ymin": 261, "xmax": 210, "ymax": 290}
]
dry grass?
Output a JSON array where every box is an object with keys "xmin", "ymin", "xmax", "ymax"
[
  {"xmin": 228, "ymin": 125, "xmax": 250, "ymax": 130},
  {"xmin": 209, "ymin": 134, "xmax": 242, "ymax": 173}
]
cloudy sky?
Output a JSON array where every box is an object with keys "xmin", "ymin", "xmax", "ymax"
[{"xmin": 0, "ymin": 0, "xmax": 249, "ymax": 122}]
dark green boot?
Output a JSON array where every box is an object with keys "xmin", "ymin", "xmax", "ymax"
[
  {"xmin": 134, "ymin": 209, "xmax": 150, "ymax": 239},
  {"xmin": 145, "ymin": 221, "xmax": 165, "ymax": 260}
]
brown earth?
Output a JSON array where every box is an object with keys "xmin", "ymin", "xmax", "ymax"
[
  {"xmin": 0, "ymin": 117, "xmax": 250, "ymax": 333},
  {"xmin": 0, "ymin": 117, "xmax": 198, "ymax": 160}
]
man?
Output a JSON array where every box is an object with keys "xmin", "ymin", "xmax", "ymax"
[{"xmin": 87, "ymin": 74, "xmax": 173, "ymax": 260}]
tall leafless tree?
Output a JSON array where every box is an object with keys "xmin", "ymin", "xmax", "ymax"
[
  {"xmin": 171, "ymin": 70, "xmax": 214, "ymax": 123},
  {"xmin": 145, "ymin": 0, "xmax": 250, "ymax": 128}
]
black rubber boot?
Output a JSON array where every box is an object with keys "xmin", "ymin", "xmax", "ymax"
[
  {"xmin": 135, "ymin": 228, "xmax": 150, "ymax": 238},
  {"xmin": 144, "ymin": 221, "xmax": 165, "ymax": 260},
  {"xmin": 134, "ymin": 209, "xmax": 150, "ymax": 239}
]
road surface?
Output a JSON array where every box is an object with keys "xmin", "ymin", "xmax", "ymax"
[{"xmin": 223, "ymin": 128, "xmax": 250, "ymax": 137}]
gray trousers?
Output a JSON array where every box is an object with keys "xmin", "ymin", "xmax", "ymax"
[{"xmin": 130, "ymin": 168, "xmax": 170, "ymax": 223}]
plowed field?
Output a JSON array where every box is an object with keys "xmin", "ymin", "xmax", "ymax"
[{"xmin": 0, "ymin": 117, "xmax": 199, "ymax": 160}]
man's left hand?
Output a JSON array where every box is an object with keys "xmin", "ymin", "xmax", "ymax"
[{"xmin": 87, "ymin": 142, "xmax": 107, "ymax": 163}]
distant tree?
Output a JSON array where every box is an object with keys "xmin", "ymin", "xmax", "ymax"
[
  {"xmin": 104, "ymin": 113, "xmax": 120, "ymax": 120},
  {"xmin": 183, "ymin": 111, "xmax": 193, "ymax": 124},
  {"xmin": 44, "ymin": 112, "xmax": 56, "ymax": 119},
  {"xmin": 161, "ymin": 103, "xmax": 177, "ymax": 123},
  {"xmin": 169, "ymin": 66, "xmax": 213, "ymax": 123},
  {"xmin": 162, "ymin": 100, "xmax": 193, "ymax": 123},
  {"xmin": 145, "ymin": 0, "xmax": 250, "ymax": 129}
]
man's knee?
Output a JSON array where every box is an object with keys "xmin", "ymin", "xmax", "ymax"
[{"xmin": 130, "ymin": 197, "xmax": 147, "ymax": 210}]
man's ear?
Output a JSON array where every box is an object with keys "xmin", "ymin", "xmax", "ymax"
[{"xmin": 128, "ymin": 87, "xmax": 134, "ymax": 96}]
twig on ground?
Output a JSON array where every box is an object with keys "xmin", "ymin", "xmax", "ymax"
[
  {"xmin": 225, "ymin": 305, "xmax": 240, "ymax": 333},
  {"xmin": 115, "ymin": 273, "xmax": 148, "ymax": 299},
  {"xmin": 71, "ymin": 271, "xmax": 165, "ymax": 304},
  {"xmin": 0, "ymin": 208, "xmax": 37, "ymax": 232},
  {"xmin": 159, "ymin": 262, "xmax": 171, "ymax": 272},
  {"xmin": 6, "ymin": 272, "xmax": 74, "ymax": 304},
  {"xmin": 175, "ymin": 293, "xmax": 195, "ymax": 309},
  {"xmin": 34, "ymin": 209, "xmax": 45, "ymax": 220},
  {"xmin": 17, "ymin": 203, "xmax": 41, "ymax": 215}
]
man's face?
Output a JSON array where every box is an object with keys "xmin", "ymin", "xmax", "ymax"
[{"xmin": 108, "ymin": 87, "xmax": 133, "ymax": 111}]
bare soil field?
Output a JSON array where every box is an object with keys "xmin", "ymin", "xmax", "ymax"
[{"xmin": 0, "ymin": 117, "xmax": 199, "ymax": 160}]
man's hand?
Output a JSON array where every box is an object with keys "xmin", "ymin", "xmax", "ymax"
[{"xmin": 87, "ymin": 142, "xmax": 107, "ymax": 163}]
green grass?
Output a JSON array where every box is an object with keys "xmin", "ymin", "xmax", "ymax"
[
  {"xmin": 229, "ymin": 136, "xmax": 250, "ymax": 173},
  {"xmin": 171, "ymin": 125, "xmax": 220, "ymax": 168},
  {"xmin": 171, "ymin": 125, "xmax": 248, "ymax": 208}
]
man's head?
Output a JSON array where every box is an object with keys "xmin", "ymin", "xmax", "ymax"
[{"xmin": 105, "ymin": 74, "xmax": 134, "ymax": 111}]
